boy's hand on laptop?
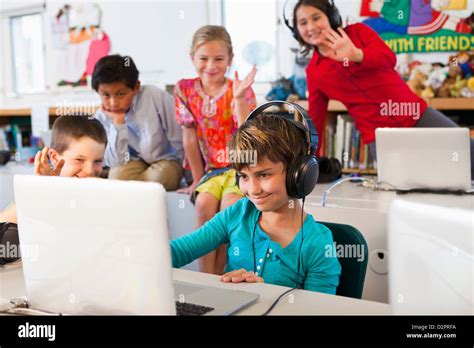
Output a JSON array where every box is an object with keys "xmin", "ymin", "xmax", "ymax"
[
  {"xmin": 34, "ymin": 147, "xmax": 64, "ymax": 176},
  {"xmin": 101, "ymin": 105, "xmax": 126, "ymax": 125},
  {"xmin": 221, "ymin": 268, "xmax": 264, "ymax": 284}
]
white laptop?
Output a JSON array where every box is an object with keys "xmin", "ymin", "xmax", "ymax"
[
  {"xmin": 13, "ymin": 175, "xmax": 259, "ymax": 315},
  {"xmin": 375, "ymin": 128, "xmax": 472, "ymax": 191}
]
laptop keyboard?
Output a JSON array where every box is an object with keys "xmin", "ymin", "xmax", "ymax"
[{"xmin": 175, "ymin": 301, "xmax": 215, "ymax": 316}]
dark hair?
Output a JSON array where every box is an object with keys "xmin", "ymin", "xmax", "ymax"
[
  {"xmin": 91, "ymin": 54, "xmax": 139, "ymax": 91},
  {"xmin": 51, "ymin": 116, "xmax": 108, "ymax": 154},
  {"xmin": 292, "ymin": 0, "xmax": 341, "ymax": 55},
  {"xmin": 230, "ymin": 114, "xmax": 307, "ymax": 172}
]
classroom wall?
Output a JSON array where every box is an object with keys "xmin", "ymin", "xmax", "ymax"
[
  {"xmin": 1, "ymin": 0, "xmax": 472, "ymax": 106},
  {"xmin": 45, "ymin": 0, "xmax": 209, "ymax": 89},
  {"xmin": 0, "ymin": 0, "xmax": 211, "ymax": 107},
  {"xmin": 333, "ymin": 0, "xmax": 473, "ymax": 64}
]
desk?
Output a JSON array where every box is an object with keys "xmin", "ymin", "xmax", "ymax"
[
  {"xmin": 0, "ymin": 262, "xmax": 391, "ymax": 315},
  {"xmin": 303, "ymin": 180, "xmax": 473, "ymax": 304},
  {"xmin": 2, "ymin": 164, "xmax": 471, "ymax": 305},
  {"xmin": 170, "ymin": 181, "xmax": 472, "ymax": 305}
]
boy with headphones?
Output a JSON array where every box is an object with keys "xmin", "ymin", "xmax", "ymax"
[{"xmin": 171, "ymin": 102, "xmax": 341, "ymax": 294}]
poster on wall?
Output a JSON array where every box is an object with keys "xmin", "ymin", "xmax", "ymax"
[
  {"xmin": 360, "ymin": 0, "xmax": 474, "ymax": 53},
  {"xmin": 50, "ymin": 3, "xmax": 111, "ymax": 88}
]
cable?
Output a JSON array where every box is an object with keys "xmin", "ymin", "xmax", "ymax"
[
  {"xmin": 295, "ymin": 196, "xmax": 305, "ymax": 289},
  {"xmin": 321, "ymin": 177, "xmax": 473, "ymax": 207},
  {"xmin": 252, "ymin": 211, "xmax": 261, "ymax": 276},
  {"xmin": 261, "ymin": 288, "xmax": 297, "ymax": 316},
  {"xmin": 261, "ymin": 197, "xmax": 306, "ymax": 315},
  {"xmin": 321, "ymin": 176, "xmax": 374, "ymax": 207}
]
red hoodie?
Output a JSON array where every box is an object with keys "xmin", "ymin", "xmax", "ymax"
[{"xmin": 306, "ymin": 23, "xmax": 428, "ymax": 155}]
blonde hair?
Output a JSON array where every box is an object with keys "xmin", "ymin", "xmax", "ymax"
[
  {"xmin": 230, "ymin": 114, "xmax": 307, "ymax": 172},
  {"xmin": 190, "ymin": 25, "xmax": 233, "ymax": 57}
]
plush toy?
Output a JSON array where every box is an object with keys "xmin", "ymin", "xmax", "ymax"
[
  {"xmin": 424, "ymin": 65, "xmax": 449, "ymax": 93},
  {"xmin": 403, "ymin": 52, "xmax": 474, "ymax": 98},
  {"xmin": 460, "ymin": 87, "xmax": 474, "ymax": 98},
  {"xmin": 457, "ymin": 51, "xmax": 472, "ymax": 79},
  {"xmin": 468, "ymin": 77, "xmax": 474, "ymax": 92},
  {"xmin": 449, "ymin": 76, "xmax": 468, "ymax": 97},
  {"xmin": 407, "ymin": 70, "xmax": 428, "ymax": 97},
  {"xmin": 421, "ymin": 86, "xmax": 435, "ymax": 98},
  {"xmin": 416, "ymin": 62, "xmax": 434, "ymax": 77},
  {"xmin": 438, "ymin": 55, "xmax": 463, "ymax": 97},
  {"xmin": 266, "ymin": 76, "xmax": 293, "ymax": 101},
  {"xmin": 396, "ymin": 54, "xmax": 413, "ymax": 81},
  {"xmin": 290, "ymin": 48, "xmax": 310, "ymax": 99},
  {"xmin": 460, "ymin": 77, "xmax": 474, "ymax": 98}
]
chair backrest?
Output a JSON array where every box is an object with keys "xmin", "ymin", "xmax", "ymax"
[{"xmin": 319, "ymin": 221, "xmax": 368, "ymax": 299}]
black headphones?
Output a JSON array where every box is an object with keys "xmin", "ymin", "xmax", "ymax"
[
  {"xmin": 283, "ymin": 0, "xmax": 343, "ymax": 41},
  {"xmin": 236, "ymin": 101, "xmax": 319, "ymax": 199}
]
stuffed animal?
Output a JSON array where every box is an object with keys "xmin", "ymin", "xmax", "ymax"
[
  {"xmin": 290, "ymin": 48, "xmax": 310, "ymax": 99},
  {"xmin": 449, "ymin": 76, "xmax": 468, "ymax": 97},
  {"xmin": 424, "ymin": 65, "xmax": 449, "ymax": 94},
  {"xmin": 468, "ymin": 77, "xmax": 474, "ymax": 92},
  {"xmin": 266, "ymin": 76, "xmax": 293, "ymax": 101},
  {"xmin": 460, "ymin": 77, "xmax": 474, "ymax": 98},
  {"xmin": 407, "ymin": 70, "xmax": 428, "ymax": 97},
  {"xmin": 421, "ymin": 86, "xmax": 435, "ymax": 98},
  {"xmin": 457, "ymin": 51, "xmax": 473, "ymax": 79},
  {"xmin": 439, "ymin": 55, "xmax": 463, "ymax": 97},
  {"xmin": 396, "ymin": 54, "xmax": 413, "ymax": 81}
]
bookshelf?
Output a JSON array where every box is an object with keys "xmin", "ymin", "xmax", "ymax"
[
  {"xmin": 295, "ymin": 98, "xmax": 474, "ymax": 175},
  {"xmin": 1, "ymin": 99, "xmax": 472, "ymax": 174},
  {"xmin": 0, "ymin": 106, "xmax": 100, "ymax": 157},
  {"xmin": 426, "ymin": 98, "xmax": 474, "ymax": 110}
]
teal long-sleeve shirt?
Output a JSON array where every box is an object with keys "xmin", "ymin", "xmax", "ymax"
[{"xmin": 171, "ymin": 198, "xmax": 341, "ymax": 294}]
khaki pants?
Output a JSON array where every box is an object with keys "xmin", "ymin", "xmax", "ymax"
[{"xmin": 109, "ymin": 159, "xmax": 183, "ymax": 191}]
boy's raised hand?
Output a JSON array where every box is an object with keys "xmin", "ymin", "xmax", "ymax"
[
  {"xmin": 34, "ymin": 147, "xmax": 64, "ymax": 176},
  {"xmin": 221, "ymin": 268, "xmax": 264, "ymax": 284},
  {"xmin": 233, "ymin": 65, "xmax": 257, "ymax": 100},
  {"xmin": 101, "ymin": 104, "xmax": 126, "ymax": 125}
]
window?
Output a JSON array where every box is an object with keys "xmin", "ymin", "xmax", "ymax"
[
  {"xmin": 10, "ymin": 13, "xmax": 46, "ymax": 94},
  {"xmin": 222, "ymin": 0, "xmax": 278, "ymax": 82}
]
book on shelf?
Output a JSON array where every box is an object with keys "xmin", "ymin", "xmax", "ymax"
[
  {"xmin": 0, "ymin": 127, "xmax": 9, "ymax": 151},
  {"xmin": 321, "ymin": 114, "xmax": 376, "ymax": 172},
  {"xmin": 0, "ymin": 124, "xmax": 32, "ymax": 152}
]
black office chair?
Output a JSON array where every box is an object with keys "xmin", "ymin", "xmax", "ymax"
[{"xmin": 319, "ymin": 221, "xmax": 368, "ymax": 299}]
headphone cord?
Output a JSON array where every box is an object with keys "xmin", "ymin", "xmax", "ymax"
[
  {"xmin": 261, "ymin": 197, "xmax": 306, "ymax": 316},
  {"xmin": 261, "ymin": 288, "xmax": 297, "ymax": 316},
  {"xmin": 321, "ymin": 176, "xmax": 374, "ymax": 207}
]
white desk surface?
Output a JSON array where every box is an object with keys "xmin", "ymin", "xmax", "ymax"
[
  {"xmin": 307, "ymin": 178, "xmax": 473, "ymax": 212},
  {"xmin": 2, "ymin": 170, "xmax": 471, "ymax": 306},
  {"xmin": 0, "ymin": 262, "xmax": 391, "ymax": 315},
  {"xmin": 302, "ymin": 178, "xmax": 473, "ymax": 304}
]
